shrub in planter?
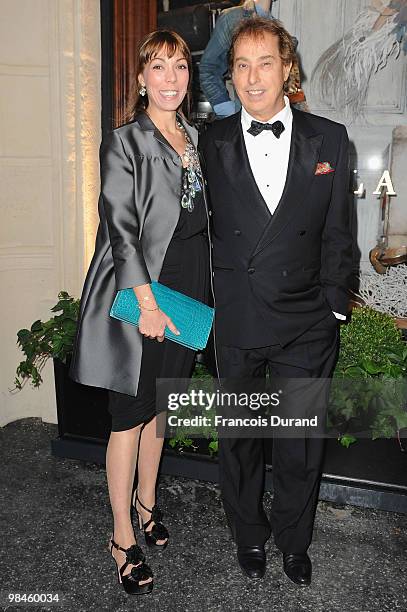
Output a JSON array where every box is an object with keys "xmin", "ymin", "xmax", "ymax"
[
  {"xmin": 335, "ymin": 306, "xmax": 406, "ymax": 374},
  {"xmin": 166, "ymin": 362, "xmax": 218, "ymax": 457},
  {"xmin": 14, "ymin": 297, "xmax": 407, "ymax": 454},
  {"xmin": 14, "ymin": 292, "xmax": 80, "ymax": 389},
  {"xmin": 330, "ymin": 307, "xmax": 407, "ymax": 447}
]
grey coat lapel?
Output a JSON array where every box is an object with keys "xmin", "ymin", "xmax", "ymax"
[{"xmin": 135, "ymin": 110, "xmax": 198, "ymax": 155}]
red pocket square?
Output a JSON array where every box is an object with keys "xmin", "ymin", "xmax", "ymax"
[{"xmin": 315, "ymin": 162, "xmax": 334, "ymax": 175}]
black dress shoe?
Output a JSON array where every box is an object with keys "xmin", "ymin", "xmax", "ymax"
[
  {"xmin": 237, "ymin": 545, "xmax": 266, "ymax": 579},
  {"xmin": 283, "ymin": 552, "xmax": 312, "ymax": 586}
]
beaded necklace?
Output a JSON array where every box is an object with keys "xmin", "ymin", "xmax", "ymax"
[{"xmin": 176, "ymin": 119, "xmax": 203, "ymax": 213}]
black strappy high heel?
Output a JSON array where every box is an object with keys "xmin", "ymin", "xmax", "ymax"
[
  {"xmin": 109, "ymin": 536, "xmax": 153, "ymax": 595},
  {"xmin": 133, "ymin": 491, "xmax": 169, "ymax": 551}
]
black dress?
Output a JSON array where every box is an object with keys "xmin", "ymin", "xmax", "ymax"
[{"xmin": 107, "ymin": 169, "xmax": 210, "ymax": 431}]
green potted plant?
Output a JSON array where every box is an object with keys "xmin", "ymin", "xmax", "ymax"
[
  {"xmin": 166, "ymin": 362, "xmax": 218, "ymax": 457},
  {"xmin": 14, "ymin": 292, "xmax": 112, "ymax": 454},
  {"xmin": 14, "ymin": 292, "xmax": 80, "ymax": 389},
  {"xmin": 329, "ymin": 306, "xmax": 407, "ymax": 448},
  {"xmin": 13, "ymin": 296, "xmax": 407, "ymax": 512},
  {"xmin": 14, "ymin": 297, "xmax": 407, "ymax": 452}
]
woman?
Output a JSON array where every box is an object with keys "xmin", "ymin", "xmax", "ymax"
[{"xmin": 70, "ymin": 30, "xmax": 210, "ymax": 595}]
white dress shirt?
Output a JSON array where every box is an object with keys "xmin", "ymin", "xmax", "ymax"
[
  {"xmin": 240, "ymin": 96, "xmax": 346, "ymax": 321},
  {"xmin": 241, "ymin": 95, "xmax": 292, "ymax": 215}
]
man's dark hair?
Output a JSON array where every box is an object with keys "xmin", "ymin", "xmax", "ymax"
[{"xmin": 229, "ymin": 17, "xmax": 297, "ymax": 93}]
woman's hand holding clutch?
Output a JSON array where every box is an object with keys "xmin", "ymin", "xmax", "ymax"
[
  {"xmin": 111, "ymin": 283, "xmax": 213, "ymax": 350},
  {"xmin": 139, "ymin": 309, "xmax": 180, "ymax": 342},
  {"xmin": 133, "ymin": 283, "xmax": 178, "ymax": 342}
]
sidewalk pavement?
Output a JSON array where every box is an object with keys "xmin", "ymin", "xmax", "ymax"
[{"xmin": 1, "ymin": 417, "xmax": 406, "ymax": 612}]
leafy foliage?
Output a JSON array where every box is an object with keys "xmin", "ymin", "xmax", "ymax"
[
  {"xmin": 15, "ymin": 296, "xmax": 407, "ymax": 452},
  {"xmin": 14, "ymin": 292, "xmax": 80, "ymax": 389},
  {"xmin": 339, "ymin": 434, "xmax": 357, "ymax": 448},
  {"xmin": 168, "ymin": 434, "xmax": 197, "ymax": 451},
  {"xmin": 331, "ymin": 307, "xmax": 407, "ymax": 445},
  {"xmin": 166, "ymin": 361, "xmax": 218, "ymax": 454},
  {"xmin": 335, "ymin": 307, "xmax": 404, "ymax": 375}
]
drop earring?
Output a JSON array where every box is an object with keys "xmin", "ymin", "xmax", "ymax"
[{"xmin": 139, "ymin": 85, "xmax": 146, "ymax": 97}]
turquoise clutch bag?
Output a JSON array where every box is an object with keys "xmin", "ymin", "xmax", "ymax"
[{"xmin": 109, "ymin": 281, "xmax": 214, "ymax": 351}]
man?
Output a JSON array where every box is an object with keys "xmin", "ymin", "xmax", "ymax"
[
  {"xmin": 199, "ymin": 0, "xmax": 306, "ymax": 118},
  {"xmin": 199, "ymin": 18, "xmax": 353, "ymax": 585}
]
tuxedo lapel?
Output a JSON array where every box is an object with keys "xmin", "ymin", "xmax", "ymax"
[
  {"xmin": 214, "ymin": 113, "xmax": 272, "ymax": 227},
  {"xmin": 251, "ymin": 109, "xmax": 323, "ymax": 257}
]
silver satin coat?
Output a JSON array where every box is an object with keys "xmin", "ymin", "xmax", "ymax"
[{"xmin": 69, "ymin": 112, "xmax": 205, "ymax": 396}]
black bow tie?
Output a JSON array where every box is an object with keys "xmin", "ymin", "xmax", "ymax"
[{"xmin": 247, "ymin": 119, "xmax": 285, "ymax": 138}]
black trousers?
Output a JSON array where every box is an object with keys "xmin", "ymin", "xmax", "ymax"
[{"xmin": 216, "ymin": 312, "xmax": 339, "ymax": 553}]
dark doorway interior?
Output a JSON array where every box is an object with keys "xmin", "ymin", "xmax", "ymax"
[{"xmin": 100, "ymin": 0, "xmax": 114, "ymax": 136}]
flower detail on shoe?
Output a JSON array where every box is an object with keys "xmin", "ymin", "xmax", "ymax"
[
  {"xmin": 109, "ymin": 536, "xmax": 154, "ymax": 595},
  {"xmin": 130, "ymin": 563, "xmax": 153, "ymax": 582},
  {"xmin": 150, "ymin": 521, "xmax": 169, "ymax": 541},
  {"xmin": 125, "ymin": 544, "xmax": 145, "ymax": 566}
]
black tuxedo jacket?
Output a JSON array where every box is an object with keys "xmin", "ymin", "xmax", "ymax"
[{"xmin": 199, "ymin": 108, "xmax": 353, "ymax": 348}]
